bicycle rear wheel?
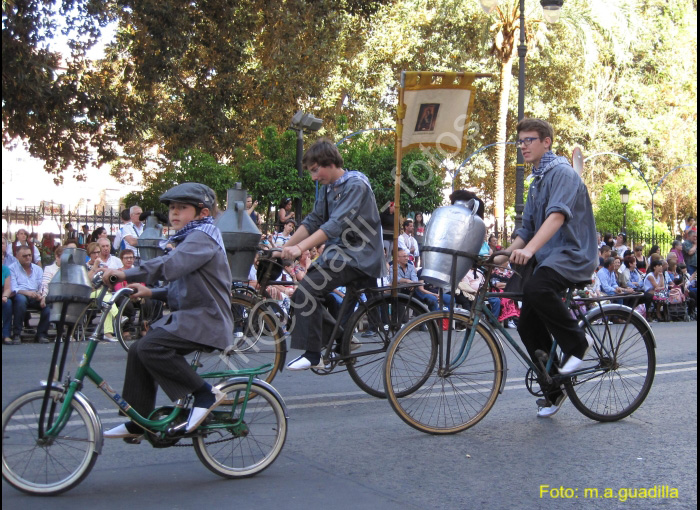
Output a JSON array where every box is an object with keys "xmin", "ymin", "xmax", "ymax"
[
  {"xmin": 341, "ymin": 294, "xmax": 431, "ymax": 398},
  {"xmin": 565, "ymin": 308, "xmax": 655, "ymax": 422},
  {"xmin": 384, "ymin": 311, "xmax": 503, "ymax": 435},
  {"xmin": 2, "ymin": 388, "xmax": 99, "ymax": 495},
  {"xmin": 193, "ymin": 381, "xmax": 287, "ymax": 478},
  {"xmin": 196, "ymin": 296, "xmax": 285, "ymax": 385}
]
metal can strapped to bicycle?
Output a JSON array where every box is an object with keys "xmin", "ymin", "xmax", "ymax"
[{"xmin": 420, "ymin": 198, "xmax": 486, "ymax": 289}]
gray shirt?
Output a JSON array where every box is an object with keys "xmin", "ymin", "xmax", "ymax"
[
  {"xmin": 301, "ymin": 171, "xmax": 385, "ymax": 278},
  {"xmin": 125, "ymin": 230, "xmax": 234, "ymax": 351},
  {"xmin": 514, "ymin": 156, "xmax": 598, "ymax": 283}
]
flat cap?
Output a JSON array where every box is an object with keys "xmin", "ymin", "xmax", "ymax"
[{"xmin": 159, "ymin": 182, "xmax": 216, "ymax": 210}]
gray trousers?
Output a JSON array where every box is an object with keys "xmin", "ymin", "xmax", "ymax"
[
  {"xmin": 290, "ymin": 264, "xmax": 375, "ymax": 353},
  {"xmin": 122, "ymin": 328, "xmax": 207, "ymax": 418}
]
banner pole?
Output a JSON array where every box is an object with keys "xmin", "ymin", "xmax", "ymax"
[{"xmin": 393, "ymin": 72, "xmax": 407, "ymax": 290}]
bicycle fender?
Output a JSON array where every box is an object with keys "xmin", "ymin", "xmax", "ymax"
[
  {"xmin": 217, "ymin": 378, "xmax": 289, "ymax": 419},
  {"xmin": 583, "ymin": 304, "xmax": 657, "ymax": 349},
  {"xmin": 39, "ymin": 381, "xmax": 104, "ymax": 454}
]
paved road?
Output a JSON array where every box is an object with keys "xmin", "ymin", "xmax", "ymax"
[{"xmin": 2, "ymin": 321, "xmax": 697, "ymax": 510}]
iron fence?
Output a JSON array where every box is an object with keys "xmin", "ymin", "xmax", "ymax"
[{"xmin": 3, "ymin": 204, "xmax": 122, "ymax": 244}]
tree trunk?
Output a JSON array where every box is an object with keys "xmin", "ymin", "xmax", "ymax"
[{"xmin": 494, "ymin": 55, "xmax": 514, "ymax": 233}]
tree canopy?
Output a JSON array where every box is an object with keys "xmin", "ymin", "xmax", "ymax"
[{"xmin": 3, "ymin": 0, "xmax": 696, "ymax": 234}]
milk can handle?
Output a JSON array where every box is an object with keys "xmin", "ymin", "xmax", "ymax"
[{"xmin": 469, "ymin": 199, "xmax": 479, "ymax": 216}]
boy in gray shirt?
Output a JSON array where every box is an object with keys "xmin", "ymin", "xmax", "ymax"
[
  {"xmin": 503, "ymin": 118, "xmax": 598, "ymax": 417},
  {"xmin": 282, "ymin": 139, "xmax": 384, "ymax": 370}
]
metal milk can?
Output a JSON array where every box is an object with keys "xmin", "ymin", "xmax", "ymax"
[
  {"xmin": 46, "ymin": 248, "xmax": 94, "ymax": 324},
  {"xmin": 215, "ymin": 183, "xmax": 261, "ymax": 281},
  {"xmin": 420, "ymin": 199, "xmax": 486, "ymax": 288},
  {"xmin": 137, "ymin": 213, "xmax": 166, "ymax": 262}
]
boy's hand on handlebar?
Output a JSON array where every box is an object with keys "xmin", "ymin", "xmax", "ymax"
[
  {"xmin": 510, "ymin": 248, "xmax": 534, "ymax": 266},
  {"xmin": 281, "ymin": 244, "xmax": 301, "ymax": 261},
  {"xmin": 127, "ymin": 284, "xmax": 152, "ymax": 300}
]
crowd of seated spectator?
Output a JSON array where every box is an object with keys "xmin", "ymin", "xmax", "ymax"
[{"xmin": 2, "ymin": 224, "xmax": 136, "ymax": 345}]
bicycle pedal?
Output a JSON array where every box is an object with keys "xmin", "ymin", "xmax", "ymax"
[
  {"xmin": 122, "ymin": 437, "xmax": 142, "ymax": 445},
  {"xmin": 535, "ymin": 397, "xmax": 552, "ymax": 408}
]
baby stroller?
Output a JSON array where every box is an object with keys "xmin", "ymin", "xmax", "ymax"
[{"xmin": 667, "ymin": 285, "xmax": 689, "ymax": 322}]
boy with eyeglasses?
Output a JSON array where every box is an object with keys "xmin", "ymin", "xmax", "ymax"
[{"xmin": 500, "ymin": 118, "xmax": 597, "ymax": 418}]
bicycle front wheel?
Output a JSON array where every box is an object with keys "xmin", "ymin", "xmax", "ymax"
[
  {"xmin": 2, "ymin": 388, "xmax": 99, "ymax": 495},
  {"xmin": 565, "ymin": 308, "xmax": 656, "ymax": 422},
  {"xmin": 384, "ymin": 311, "xmax": 504, "ymax": 435},
  {"xmin": 341, "ymin": 294, "xmax": 431, "ymax": 398},
  {"xmin": 196, "ymin": 296, "xmax": 285, "ymax": 386},
  {"xmin": 193, "ymin": 381, "xmax": 287, "ymax": 478}
]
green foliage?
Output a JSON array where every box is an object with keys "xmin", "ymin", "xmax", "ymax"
[
  {"xmin": 339, "ymin": 135, "xmax": 445, "ymax": 215},
  {"xmin": 122, "ymin": 149, "xmax": 238, "ymax": 213},
  {"xmin": 592, "ymin": 176, "xmax": 670, "ymax": 239},
  {"xmin": 237, "ymin": 127, "xmax": 316, "ymax": 223}
]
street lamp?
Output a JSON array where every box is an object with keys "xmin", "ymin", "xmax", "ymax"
[
  {"xmin": 619, "ymin": 185, "xmax": 630, "ymax": 233},
  {"xmin": 289, "ymin": 110, "xmax": 323, "ymax": 221},
  {"xmin": 479, "ymin": 0, "xmax": 565, "ymax": 232}
]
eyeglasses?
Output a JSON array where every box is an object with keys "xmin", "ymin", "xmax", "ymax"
[
  {"xmin": 515, "ymin": 137, "xmax": 540, "ymax": 147},
  {"xmin": 122, "ymin": 256, "xmax": 134, "ymax": 260},
  {"xmin": 91, "ymin": 251, "xmax": 100, "ymax": 254}
]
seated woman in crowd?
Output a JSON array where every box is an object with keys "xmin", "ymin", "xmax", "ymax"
[
  {"xmin": 619, "ymin": 255, "xmax": 644, "ymax": 291},
  {"xmin": 643, "ymin": 259, "xmax": 668, "ymax": 322},
  {"xmin": 633, "ymin": 245, "xmax": 647, "ymax": 273},
  {"xmin": 669, "ymin": 240, "xmax": 685, "ymax": 265}
]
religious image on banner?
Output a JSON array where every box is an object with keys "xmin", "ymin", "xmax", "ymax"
[
  {"xmin": 400, "ymin": 72, "xmax": 478, "ymax": 155},
  {"xmin": 414, "ymin": 103, "xmax": 440, "ymax": 132}
]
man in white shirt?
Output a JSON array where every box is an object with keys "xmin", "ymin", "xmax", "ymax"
[
  {"xmin": 121, "ymin": 205, "xmax": 145, "ymax": 259},
  {"xmin": 10, "ymin": 246, "xmax": 51, "ymax": 344},
  {"xmin": 96, "ymin": 238, "xmax": 123, "ymax": 269},
  {"xmin": 397, "ymin": 220, "xmax": 419, "ymax": 265}
]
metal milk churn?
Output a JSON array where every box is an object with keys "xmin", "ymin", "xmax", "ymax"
[
  {"xmin": 137, "ymin": 213, "xmax": 166, "ymax": 262},
  {"xmin": 420, "ymin": 199, "xmax": 486, "ymax": 288},
  {"xmin": 215, "ymin": 183, "xmax": 261, "ymax": 281},
  {"xmin": 46, "ymin": 248, "xmax": 93, "ymax": 324}
]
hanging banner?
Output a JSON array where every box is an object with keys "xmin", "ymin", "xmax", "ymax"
[{"xmin": 399, "ymin": 71, "xmax": 482, "ymax": 155}]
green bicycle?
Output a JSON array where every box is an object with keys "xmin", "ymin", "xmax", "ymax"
[{"xmin": 2, "ymin": 284, "xmax": 288, "ymax": 496}]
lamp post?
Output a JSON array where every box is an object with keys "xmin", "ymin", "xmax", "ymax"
[
  {"xmin": 619, "ymin": 185, "xmax": 630, "ymax": 234},
  {"xmin": 479, "ymin": 0, "xmax": 564, "ymax": 230},
  {"xmin": 289, "ymin": 110, "xmax": 323, "ymax": 221}
]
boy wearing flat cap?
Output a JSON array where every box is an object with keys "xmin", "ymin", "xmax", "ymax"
[{"xmin": 102, "ymin": 182, "xmax": 234, "ymax": 439}]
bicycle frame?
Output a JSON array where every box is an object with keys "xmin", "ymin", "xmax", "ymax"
[
  {"xmin": 437, "ymin": 256, "xmax": 648, "ymax": 387},
  {"xmin": 319, "ymin": 282, "xmax": 425, "ymax": 363},
  {"xmin": 42, "ymin": 287, "xmax": 274, "ymax": 441}
]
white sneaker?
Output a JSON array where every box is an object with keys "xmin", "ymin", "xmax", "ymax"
[
  {"xmin": 559, "ymin": 334, "xmax": 594, "ymax": 375},
  {"xmin": 537, "ymin": 393, "xmax": 567, "ymax": 418},
  {"xmin": 186, "ymin": 387, "xmax": 227, "ymax": 433},
  {"xmin": 286, "ymin": 354, "xmax": 325, "ymax": 371},
  {"xmin": 102, "ymin": 333, "xmax": 118, "ymax": 342},
  {"xmin": 104, "ymin": 423, "xmax": 144, "ymax": 439}
]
